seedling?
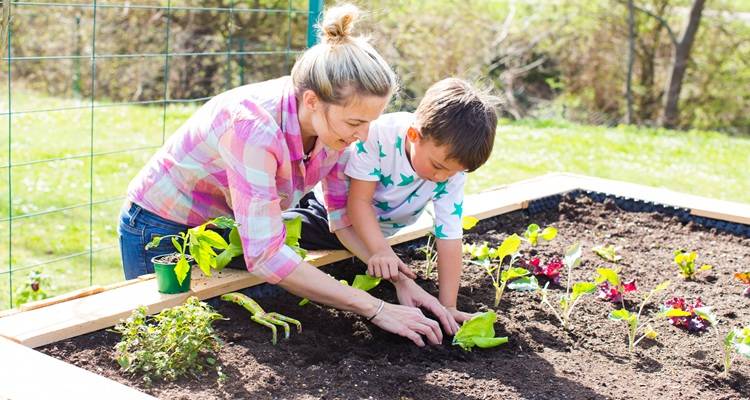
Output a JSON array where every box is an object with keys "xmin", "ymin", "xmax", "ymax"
[
  {"xmin": 14, "ymin": 270, "xmax": 52, "ymax": 307},
  {"xmin": 145, "ymin": 216, "xmax": 239, "ymax": 285},
  {"xmin": 113, "ymin": 297, "xmax": 225, "ymax": 384},
  {"xmin": 673, "ymin": 249, "xmax": 712, "ymax": 280},
  {"xmin": 512, "ymin": 243, "xmax": 597, "ymax": 329},
  {"xmin": 721, "ymin": 325, "xmax": 750, "ymax": 377},
  {"xmin": 660, "ymin": 297, "xmax": 717, "ymax": 333},
  {"xmin": 595, "ymin": 267, "xmax": 637, "ymax": 307},
  {"xmin": 519, "ymin": 256, "xmax": 564, "ymax": 285},
  {"xmin": 221, "ymin": 292, "xmax": 301, "ymax": 345},
  {"xmin": 452, "ymin": 311, "xmax": 509, "ymax": 351},
  {"xmin": 734, "ymin": 272, "xmax": 750, "ymax": 297},
  {"xmin": 608, "ymin": 281, "xmax": 670, "ymax": 352},
  {"xmin": 593, "ymin": 244, "xmax": 622, "ymax": 263},
  {"xmin": 487, "ymin": 234, "xmax": 525, "ymax": 306},
  {"xmin": 215, "ymin": 216, "xmax": 307, "ymax": 270},
  {"xmin": 522, "ymin": 223, "xmax": 558, "ymax": 246}
]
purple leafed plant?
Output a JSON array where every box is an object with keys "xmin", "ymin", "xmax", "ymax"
[
  {"xmin": 661, "ymin": 297, "xmax": 717, "ymax": 333},
  {"xmin": 519, "ymin": 256, "xmax": 564, "ymax": 285}
]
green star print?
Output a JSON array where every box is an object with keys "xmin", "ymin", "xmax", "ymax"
[
  {"xmin": 395, "ymin": 136, "xmax": 403, "ymax": 155},
  {"xmin": 379, "ymin": 174, "xmax": 394, "ymax": 187},
  {"xmin": 375, "ymin": 200, "xmax": 391, "ymax": 212},
  {"xmin": 451, "ymin": 201, "xmax": 463, "ymax": 217},
  {"xmin": 397, "ymin": 173, "xmax": 414, "ymax": 186},
  {"xmin": 369, "ymin": 168, "xmax": 382, "ymax": 178},
  {"xmin": 356, "ymin": 141, "xmax": 367, "ymax": 154},
  {"xmin": 433, "ymin": 181, "xmax": 449, "ymax": 200},
  {"xmin": 406, "ymin": 189, "xmax": 420, "ymax": 203},
  {"xmin": 378, "ymin": 142, "xmax": 386, "ymax": 158},
  {"xmin": 434, "ymin": 224, "xmax": 447, "ymax": 238}
]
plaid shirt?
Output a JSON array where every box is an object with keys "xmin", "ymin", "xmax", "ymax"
[{"xmin": 127, "ymin": 77, "xmax": 349, "ymax": 283}]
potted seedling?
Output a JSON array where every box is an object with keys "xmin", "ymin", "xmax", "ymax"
[
  {"xmin": 145, "ymin": 216, "xmax": 238, "ymax": 294},
  {"xmin": 673, "ymin": 249, "xmax": 712, "ymax": 280}
]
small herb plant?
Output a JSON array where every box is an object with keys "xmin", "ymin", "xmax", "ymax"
[
  {"xmin": 593, "ymin": 244, "xmax": 622, "ymax": 263},
  {"xmin": 673, "ymin": 249, "xmax": 712, "ymax": 280},
  {"xmin": 608, "ymin": 281, "xmax": 670, "ymax": 352},
  {"xmin": 660, "ymin": 297, "xmax": 717, "ymax": 333},
  {"xmin": 145, "ymin": 216, "xmax": 239, "ymax": 285},
  {"xmin": 113, "ymin": 297, "xmax": 226, "ymax": 385},
  {"xmin": 734, "ymin": 272, "xmax": 750, "ymax": 297},
  {"xmin": 452, "ymin": 311, "xmax": 508, "ymax": 351},
  {"xmin": 14, "ymin": 270, "xmax": 52, "ymax": 307},
  {"xmin": 721, "ymin": 325, "xmax": 750, "ymax": 377},
  {"xmin": 522, "ymin": 223, "xmax": 557, "ymax": 246},
  {"xmin": 595, "ymin": 267, "xmax": 637, "ymax": 306}
]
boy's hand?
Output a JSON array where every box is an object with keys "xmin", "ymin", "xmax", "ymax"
[
  {"xmin": 368, "ymin": 249, "xmax": 416, "ymax": 281},
  {"xmin": 445, "ymin": 306, "xmax": 481, "ymax": 325}
]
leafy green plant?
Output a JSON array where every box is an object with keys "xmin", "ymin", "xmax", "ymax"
[
  {"xmin": 145, "ymin": 216, "xmax": 239, "ymax": 285},
  {"xmin": 721, "ymin": 325, "xmax": 750, "ymax": 377},
  {"xmin": 14, "ymin": 270, "xmax": 52, "ymax": 307},
  {"xmin": 452, "ymin": 311, "xmax": 508, "ymax": 351},
  {"xmin": 510, "ymin": 243, "xmax": 597, "ymax": 329},
  {"xmin": 595, "ymin": 267, "xmax": 638, "ymax": 307},
  {"xmin": 593, "ymin": 244, "xmax": 622, "ymax": 263},
  {"xmin": 484, "ymin": 234, "xmax": 524, "ymax": 307},
  {"xmin": 522, "ymin": 223, "xmax": 557, "ymax": 246},
  {"xmin": 673, "ymin": 249, "xmax": 712, "ymax": 280},
  {"xmin": 608, "ymin": 281, "xmax": 670, "ymax": 352},
  {"xmin": 112, "ymin": 297, "xmax": 226, "ymax": 385}
]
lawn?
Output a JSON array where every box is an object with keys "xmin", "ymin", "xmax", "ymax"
[{"xmin": 1, "ymin": 91, "xmax": 749, "ymax": 310}]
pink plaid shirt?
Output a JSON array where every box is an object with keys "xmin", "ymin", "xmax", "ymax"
[{"xmin": 127, "ymin": 77, "xmax": 350, "ymax": 283}]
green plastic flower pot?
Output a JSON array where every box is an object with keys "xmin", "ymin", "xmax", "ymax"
[{"xmin": 152, "ymin": 254, "xmax": 192, "ymax": 294}]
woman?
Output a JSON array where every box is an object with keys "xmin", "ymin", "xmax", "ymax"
[{"xmin": 119, "ymin": 4, "xmax": 454, "ymax": 347}]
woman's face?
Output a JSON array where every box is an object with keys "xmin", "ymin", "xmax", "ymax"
[{"xmin": 309, "ymin": 94, "xmax": 389, "ymax": 151}]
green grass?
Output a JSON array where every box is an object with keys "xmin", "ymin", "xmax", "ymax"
[{"xmin": 1, "ymin": 92, "xmax": 749, "ymax": 310}]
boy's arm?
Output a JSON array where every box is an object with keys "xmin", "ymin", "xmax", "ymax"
[
  {"xmin": 436, "ymin": 238, "xmax": 478, "ymax": 323},
  {"xmin": 348, "ymin": 177, "xmax": 415, "ymax": 280}
]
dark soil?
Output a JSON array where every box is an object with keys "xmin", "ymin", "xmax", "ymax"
[{"xmin": 40, "ymin": 195, "xmax": 750, "ymax": 400}]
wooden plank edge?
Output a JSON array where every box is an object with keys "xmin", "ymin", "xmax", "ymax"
[{"xmin": 0, "ymin": 336, "xmax": 155, "ymax": 400}]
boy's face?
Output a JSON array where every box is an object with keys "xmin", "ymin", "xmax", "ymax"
[{"xmin": 405, "ymin": 127, "xmax": 466, "ymax": 183}]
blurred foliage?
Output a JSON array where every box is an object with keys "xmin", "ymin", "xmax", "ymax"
[{"xmin": 0, "ymin": 0, "xmax": 747, "ymax": 133}]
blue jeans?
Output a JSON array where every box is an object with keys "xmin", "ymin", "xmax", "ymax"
[{"xmin": 118, "ymin": 202, "xmax": 193, "ymax": 280}]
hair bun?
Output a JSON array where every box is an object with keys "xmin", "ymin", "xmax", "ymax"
[{"xmin": 319, "ymin": 4, "xmax": 359, "ymax": 44}]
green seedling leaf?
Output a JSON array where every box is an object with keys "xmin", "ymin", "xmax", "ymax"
[
  {"xmin": 593, "ymin": 244, "xmax": 622, "ymax": 263},
  {"xmin": 452, "ymin": 311, "xmax": 508, "ymax": 351},
  {"xmin": 571, "ymin": 282, "xmax": 597, "ymax": 301},
  {"xmin": 196, "ymin": 230, "xmax": 229, "ymax": 250},
  {"xmin": 563, "ymin": 243, "xmax": 582, "ymax": 270},
  {"xmin": 462, "ymin": 216, "xmax": 479, "ymax": 230},
  {"xmin": 693, "ymin": 306, "xmax": 718, "ymax": 327},
  {"xmin": 665, "ymin": 308, "xmax": 693, "ymax": 317},
  {"xmin": 595, "ymin": 267, "xmax": 620, "ymax": 286},
  {"xmin": 215, "ymin": 227, "xmax": 243, "ymax": 270},
  {"xmin": 609, "ymin": 308, "xmax": 633, "ymax": 321},
  {"xmin": 495, "ymin": 234, "xmax": 521, "ymax": 262},
  {"xmin": 501, "ymin": 267, "xmax": 530, "ymax": 283},
  {"xmin": 541, "ymin": 226, "xmax": 558, "ymax": 241},
  {"xmin": 351, "ymin": 274, "xmax": 382, "ymax": 292},
  {"xmin": 145, "ymin": 236, "xmax": 163, "ymax": 250},
  {"xmin": 174, "ymin": 256, "xmax": 191, "ymax": 287},
  {"xmin": 699, "ymin": 264, "xmax": 712, "ymax": 271},
  {"xmin": 210, "ymin": 216, "xmax": 239, "ymax": 230},
  {"xmin": 508, "ymin": 275, "xmax": 540, "ymax": 291},
  {"xmin": 524, "ymin": 224, "xmax": 540, "ymax": 246}
]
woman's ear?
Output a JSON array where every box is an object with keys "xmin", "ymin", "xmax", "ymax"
[
  {"xmin": 301, "ymin": 89, "xmax": 320, "ymax": 112},
  {"xmin": 407, "ymin": 127, "xmax": 421, "ymax": 143}
]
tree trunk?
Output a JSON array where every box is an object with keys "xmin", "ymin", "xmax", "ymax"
[
  {"xmin": 661, "ymin": 0, "xmax": 705, "ymax": 129},
  {"xmin": 625, "ymin": 0, "xmax": 636, "ymax": 124}
]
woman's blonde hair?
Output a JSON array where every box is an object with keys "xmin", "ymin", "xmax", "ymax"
[{"xmin": 291, "ymin": 4, "xmax": 397, "ymax": 105}]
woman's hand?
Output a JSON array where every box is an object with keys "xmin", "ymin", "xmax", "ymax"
[
  {"xmin": 369, "ymin": 301, "xmax": 443, "ymax": 347},
  {"xmin": 393, "ymin": 277, "xmax": 460, "ymax": 336},
  {"xmin": 445, "ymin": 306, "xmax": 480, "ymax": 325}
]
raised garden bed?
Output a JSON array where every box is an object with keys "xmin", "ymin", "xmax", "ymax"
[{"xmin": 38, "ymin": 192, "xmax": 750, "ymax": 400}]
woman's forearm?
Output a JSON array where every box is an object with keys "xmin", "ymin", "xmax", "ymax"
[{"xmin": 276, "ymin": 261, "xmax": 380, "ymax": 317}]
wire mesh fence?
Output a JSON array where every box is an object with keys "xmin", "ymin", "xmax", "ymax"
[{"xmin": 0, "ymin": 0, "xmax": 322, "ymax": 309}]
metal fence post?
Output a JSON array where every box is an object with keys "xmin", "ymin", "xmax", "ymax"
[{"xmin": 307, "ymin": 0, "xmax": 324, "ymax": 47}]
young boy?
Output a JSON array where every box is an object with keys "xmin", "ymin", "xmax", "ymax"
[{"xmin": 286, "ymin": 78, "xmax": 498, "ymax": 326}]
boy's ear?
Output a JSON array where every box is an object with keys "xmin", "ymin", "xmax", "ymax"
[{"xmin": 407, "ymin": 127, "xmax": 421, "ymax": 143}]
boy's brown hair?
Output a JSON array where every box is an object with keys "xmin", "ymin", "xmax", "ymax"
[{"xmin": 415, "ymin": 78, "xmax": 498, "ymax": 172}]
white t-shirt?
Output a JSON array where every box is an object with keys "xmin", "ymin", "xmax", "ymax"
[{"xmin": 343, "ymin": 112, "xmax": 466, "ymax": 239}]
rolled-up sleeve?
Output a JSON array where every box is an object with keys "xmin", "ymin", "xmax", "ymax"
[
  {"xmin": 322, "ymin": 149, "xmax": 352, "ymax": 232},
  {"xmin": 217, "ymin": 113, "xmax": 302, "ymax": 284}
]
